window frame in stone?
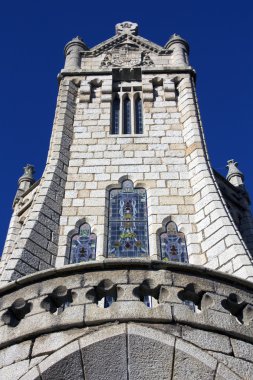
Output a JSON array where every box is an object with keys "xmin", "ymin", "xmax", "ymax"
[
  {"xmin": 134, "ymin": 94, "xmax": 143, "ymax": 134},
  {"xmin": 123, "ymin": 94, "xmax": 131, "ymax": 134},
  {"xmin": 110, "ymin": 84, "xmax": 144, "ymax": 135},
  {"xmin": 69, "ymin": 222, "xmax": 96, "ymax": 264},
  {"xmin": 160, "ymin": 221, "xmax": 188, "ymax": 263},
  {"xmin": 107, "ymin": 180, "xmax": 149, "ymax": 258},
  {"xmin": 111, "ymin": 94, "xmax": 120, "ymax": 134}
]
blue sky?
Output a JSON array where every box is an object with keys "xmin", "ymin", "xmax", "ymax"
[{"xmin": 0, "ymin": 0, "xmax": 252, "ymax": 252}]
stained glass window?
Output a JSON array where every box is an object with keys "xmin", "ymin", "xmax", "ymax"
[
  {"xmin": 112, "ymin": 95, "xmax": 120, "ymax": 134},
  {"xmin": 123, "ymin": 96, "xmax": 131, "ymax": 134},
  {"xmin": 70, "ymin": 223, "xmax": 96, "ymax": 263},
  {"xmin": 108, "ymin": 180, "xmax": 149, "ymax": 258},
  {"xmin": 160, "ymin": 221, "xmax": 188, "ymax": 263},
  {"xmin": 135, "ymin": 96, "xmax": 143, "ymax": 134}
]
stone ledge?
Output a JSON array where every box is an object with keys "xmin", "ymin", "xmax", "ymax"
[
  {"xmin": 1, "ymin": 259, "xmax": 253, "ymax": 295},
  {"xmin": 0, "ymin": 260, "xmax": 253, "ymax": 350}
]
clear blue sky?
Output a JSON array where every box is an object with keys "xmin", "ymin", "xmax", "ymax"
[{"xmin": 0, "ymin": 0, "xmax": 252, "ymax": 252}]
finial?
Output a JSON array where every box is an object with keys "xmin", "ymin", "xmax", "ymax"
[
  {"xmin": 226, "ymin": 159, "xmax": 244, "ymax": 187},
  {"xmin": 72, "ymin": 36, "xmax": 84, "ymax": 42},
  {"xmin": 13, "ymin": 165, "xmax": 36, "ymax": 206},
  {"xmin": 115, "ymin": 21, "xmax": 138, "ymax": 35},
  {"xmin": 18, "ymin": 164, "xmax": 35, "ymax": 185}
]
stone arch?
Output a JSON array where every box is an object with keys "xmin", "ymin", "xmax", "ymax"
[
  {"xmin": 66, "ymin": 220, "xmax": 97, "ymax": 264},
  {"xmin": 19, "ymin": 324, "xmax": 236, "ymax": 380},
  {"xmin": 156, "ymin": 218, "xmax": 188, "ymax": 262},
  {"xmin": 107, "ymin": 180, "xmax": 149, "ymax": 258}
]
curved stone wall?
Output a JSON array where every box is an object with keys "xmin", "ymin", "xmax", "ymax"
[{"xmin": 0, "ymin": 260, "xmax": 253, "ymax": 379}]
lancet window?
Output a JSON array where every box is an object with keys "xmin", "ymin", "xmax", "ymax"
[
  {"xmin": 123, "ymin": 95, "xmax": 131, "ymax": 134},
  {"xmin": 135, "ymin": 95, "xmax": 143, "ymax": 134},
  {"xmin": 160, "ymin": 221, "xmax": 188, "ymax": 263},
  {"xmin": 111, "ymin": 85, "xmax": 143, "ymax": 135},
  {"xmin": 111, "ymin": 95, "xmax": 120, "ymax": 134},
  {"xmin": 69, "ymin": 223, "xmax": 96, "ymax": 263},
  {"xmin": 108, "ymin": 180, "xmax": 149, "ymax": 258}
]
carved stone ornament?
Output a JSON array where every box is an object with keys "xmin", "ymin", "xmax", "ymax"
[
  {"xmin": 101, "ymin": 45, "xmax": 154, "ymax": 68},
  {"xmin": 115, "ymin": 21, "xmax": 138, "ymax": 35}
]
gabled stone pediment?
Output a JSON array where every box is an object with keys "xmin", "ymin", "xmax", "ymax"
[
  {"xmin": 85, "ymin": 32, "xmax": 168, "ymax": 58},
  {"xmin": 84, "ymin": 33, "xmax": 170, "ymax": 69}
]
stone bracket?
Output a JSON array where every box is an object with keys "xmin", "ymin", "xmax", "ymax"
[
  {"xmin": 142, "ymin": 82, "xmax": 153, "ymax": 102},
  {"xmin": 79, "ymin": 80, "xmax": 90, "ymax": 103},
  {"xmin": 163, "ymin": 79, "xmax": 176, "ymax": 101}
]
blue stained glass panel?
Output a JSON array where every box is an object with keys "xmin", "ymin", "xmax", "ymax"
[
  {"xmin": 108, "ymin": 180, "xmax": 149, "ymax": 258},
  {"xmin": 123, "ymin": 96, "xmax": 131, "ymax": 134},
  {"xmin": 135, "ymin": 96, "xmax": 143, "ymax": 134},
  {"xmin": 160, "ymin": 221, "xmax": 188, "ymax": 263},
  {"xmin": 70, "ymin": 223, "xmax": 96, "ymax": 263},
  {"xmin": 112, "ymin": 96, "xmax": 120, "ymax": 134}
]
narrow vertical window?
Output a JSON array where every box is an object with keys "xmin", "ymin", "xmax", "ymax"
[
  {"xmin": 135, "ymin": 96, "xmax": 143, "ymax": 134},
  {"xmin": 112, "ymin": 95, "xmax": 120, "ymax": 134},
  {"xmin": 160, "ymin": 221, "xmax": 188, "ymax": 263},
  {"xmin": 70, "ymin": 223, "xmax": 96, "ymax": 263},
  {"xmin": 108, "ymin": 180, "xmax": 149, "ymax": 258},
  {"xmin": 123, "ymin": 96, "xmax": 131, "ymax": 134}
]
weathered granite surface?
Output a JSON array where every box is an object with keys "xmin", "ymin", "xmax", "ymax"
[{"xmin": 0, "ymin": 261, "xmax": 253, "ymax": 379}]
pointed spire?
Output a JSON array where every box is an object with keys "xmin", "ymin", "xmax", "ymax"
[{"xmin": 226, "ymin": 159, "xmax": 244, "ymax": 187}]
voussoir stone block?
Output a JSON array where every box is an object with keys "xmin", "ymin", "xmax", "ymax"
[
  {"xmin": 0, "ymin": 340, "xmax": 31, "ymax": 369},
  {"xmin": 32, "ymin": 328, "xmax": 89, "ymax": 357},
  {"xmin": 181, "ymin": 326, "xmax": 232, "ymax": 353},
  {"xmin": 173, "ymin": 339, "xmax": 217, "ymax": 380},
  {"xmin": 80, "ymin": 324, "xmax": 127, "ymax": 380},
  {"xmin": 231, "ymin": 338, "xmax": 253, "ymax": 363},
  {"xmin": 128, "ymin": 325, "xmax": 174, "ymax": 380},
  {"xmin": 39, "ymin": 341, "xmax": 83, "ymax": 380},
  {"xmin": 210, "ymin": 351, "xmax": 253, "ymax": 379},
  {"xmin": 0, "ymin": 360, "xmax": 30, "ymax": 380}
]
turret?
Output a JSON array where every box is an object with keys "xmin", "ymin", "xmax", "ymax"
[
  {"xmin": 64, "ymin": 36, "xmax": 88, "ymax": 70},
  {"xmin": 165, "ymin": 34, "xmax": 189, "ymax": 66}
]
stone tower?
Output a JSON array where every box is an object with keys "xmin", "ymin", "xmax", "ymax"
[{"xmin": 1, "ymin": 22, "xmax": 253, "ymax": 380}]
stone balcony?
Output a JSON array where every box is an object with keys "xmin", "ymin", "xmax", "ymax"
[{"xmin": 1, "ymin": 260, "xmax": 253, "ymax": 379}]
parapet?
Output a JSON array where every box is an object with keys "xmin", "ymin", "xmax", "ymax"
[{"xmin": 0, "ymin": 260, "xmax": 253, "ymax": 378}]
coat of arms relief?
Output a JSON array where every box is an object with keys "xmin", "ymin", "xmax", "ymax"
[{"xmin": 101, "ymin": 44, "xmax": 154, "ymax": 68}]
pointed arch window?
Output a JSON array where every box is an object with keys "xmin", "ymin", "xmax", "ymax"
[
  {"xmin": 135, "ymin": 95, "xmax": 143, "ymax": 134},
  {"xmin": 70, "ymin": 223, "xmax": 96, "ymax": 263},
  {"xmin": 111, "ymin": 95, "xmax": 120, "ymax": 134},
  {"xmin": 108, "ymin": 180, "xmax": 149, "ymax": 258},
  {"xmin": 123, "ymin": 96, "xmax": 131, "ymax": 134},
  {"xmin": 160, "ymin": 221, "xmax": 188, "ymax": 263}
]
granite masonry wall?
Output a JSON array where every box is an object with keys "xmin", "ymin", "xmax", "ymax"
[{"xmin": 1, "ymin": 22, "xmax": 253, "ymax": 284}]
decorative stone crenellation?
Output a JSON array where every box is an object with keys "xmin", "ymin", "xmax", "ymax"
[{"xmin": 0, "ymin": 261, "xmax": 253, "ymax": 379}]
